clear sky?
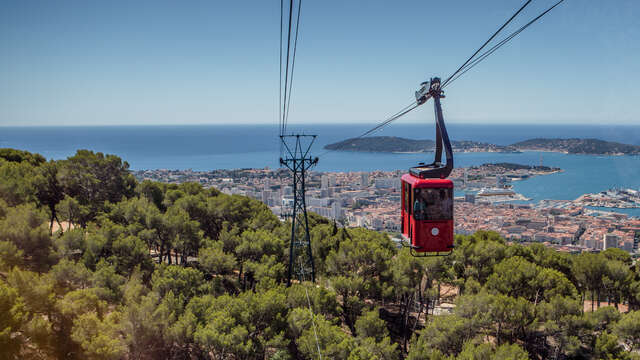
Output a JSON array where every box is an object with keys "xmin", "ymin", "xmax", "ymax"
[{"xmin": 1, "ymin": 0, "xmax": 638, "ymax": 126}]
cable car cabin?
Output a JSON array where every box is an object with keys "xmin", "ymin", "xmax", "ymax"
[
  {"xmin": 401, "ymin": 174, "xmax": 454, "ymax": 254},
  {"xmin": 401, "ymin": 76, "xmax": 454, "ymax": 256}
]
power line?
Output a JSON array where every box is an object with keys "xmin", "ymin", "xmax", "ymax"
[
  {"xmin": 279, "ymin": 0, "xmax": 303, "ymax": 137},
  {"xmin": 305, "ymin": 285, "xmax": 323, "ymax": 360},
  {"xmin": 284, "ymin": 0, "xmax": 303, "ymax": 132},
  {"xmin": 276, "ymin": 3, "xmax": 320, "ymax": 358},
  {"xmin": 279, "ymin": 0, "xmax": 284, "ymax": 155},
  {"xmin": 298, "ymin": 256, "xmax": 323, "ymax": 360},
  {"xmin": 281, "ymin": 0, "xmax": 295, "ymax": 136}
]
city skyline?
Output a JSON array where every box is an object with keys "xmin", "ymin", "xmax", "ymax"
[
  {"xmin": 1, "ymin": 0, "xmax": 639, "ymax": 126},
  {"xmin": 132, "ymin": 166, "xmax": 640, "ymax": 253}
]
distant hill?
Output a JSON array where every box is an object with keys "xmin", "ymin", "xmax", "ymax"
[
  {"xmin": 511, "ymin": 138, "xmax": 640, "ymax": 155},
  {"xmin": 324, "ymin": 136, "xmax": 640, "ymax": 155},
  {"xmin": 324, "ymin": 136, "xmax": 434, "ymax": 152},
  {"xmin": 324, "ymin": 136, "xmax": 519, "ymax": 153},
  {"xmin": 479, "ymin": 162, "xmax": 560, "ymax": 172}
]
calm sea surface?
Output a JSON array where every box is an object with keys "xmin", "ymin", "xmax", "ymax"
[{"xmin": 1, "ymin": 124, "xmax": 639, "ymax": 216}]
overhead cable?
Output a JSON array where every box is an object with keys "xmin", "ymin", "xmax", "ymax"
[
  {"xmin": 442, "ymin": 0, "xmax": 533, "ymax": 88},
  {"xmin": 284, "ymin": 0, "xmax": 303, "ymax": 131},
  {"xmin": 322, "ymin": 0, "xmax": 535, "ymax": 154},
  {"xmin": 322, "ymin": 0, "xmax": 566, "ymax": 154},
  {"xmin": 281, "ymin": 0, "xmax": 295, "ymax": 136},
  {"xmin": 444, "ymin": 0, "xmax": 566, "ymax": 89},
  {"xmin": 318, "ymin": 101, "xmax": 418, "ymax": 156}
]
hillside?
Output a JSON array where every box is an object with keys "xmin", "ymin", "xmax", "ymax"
[
  {"xmin": 324, "ymin": 136, "xmax": 640, "ymax": 155},
  {"xmin": 325, "ymin": 136, "xmax": 435, "ymax": 152},
  {"xmin": 324, "ymin": 136, "xmax": 520, "ymax": 153},
  {"xmin": 511, "ymin": 138, "xmax": 640, "ymax": 155},
  {"xmin": 480, "ymin": 162, "xmax": 561, "ymax": 172}
]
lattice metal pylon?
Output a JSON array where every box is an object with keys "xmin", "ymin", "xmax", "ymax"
[{"xmin": 280, "ymin": 134, "xmax": 318, "ymax": 286}]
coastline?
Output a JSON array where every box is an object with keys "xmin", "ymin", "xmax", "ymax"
[
  {"xmin": 336, "ymin": 148, "xmax": 637, "ymax": 156},
  {"xmin": 517, "ymin": 148, "xmax": 637, "ymax": 156}
]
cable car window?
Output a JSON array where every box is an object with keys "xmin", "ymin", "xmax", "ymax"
[
  {"xmin": 403, "ymin": 182, "xmax": 411, "ymax": 214},
  {"xmin": 413, "ymin": 188, "xmax": 453, "ymax": 221}
]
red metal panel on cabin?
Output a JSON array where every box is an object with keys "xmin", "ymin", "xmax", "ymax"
[
  {"xmin": 401, "ymin": 174, "xmax": 453, "ymax": 189},
  {"xmin": 411, "ymin": 219, "xmax": 454, "ymax": 252},
  {"xmin": 401, "ymin": 182, "xmax": 409, "ymax": 238}
]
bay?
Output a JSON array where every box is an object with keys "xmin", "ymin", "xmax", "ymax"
[{"xmin": 1, "ymin": 123, "xmax": 639, "ymax": 216}]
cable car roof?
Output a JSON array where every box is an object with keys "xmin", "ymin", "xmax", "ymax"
[{"xmin": 401, "ymin": 174, "xmax": 453, "ymax": 188}]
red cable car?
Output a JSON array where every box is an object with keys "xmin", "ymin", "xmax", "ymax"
[{"xmin": 400, "ymin": 77, "xmax": 455, "ymax": 256}]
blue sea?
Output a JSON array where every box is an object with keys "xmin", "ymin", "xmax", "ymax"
[{"xmin": 1, "ymin": 123, "xmax": 639, "ymax": 216}]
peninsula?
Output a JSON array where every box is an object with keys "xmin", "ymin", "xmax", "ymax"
[
  {"xmin": 510, "ymin": 138, "xmax": 640, "ymax": 155},
  {"xmin": 324, "ymin": 136, "xmax": 520, "ymax": 153},
  {"xmin": 574, "ymin": 188, "xmax": 640, "ymax": 209},
  {"xmin": 324, "ymin": 136, "xmax": 640, "ymax": 155}
]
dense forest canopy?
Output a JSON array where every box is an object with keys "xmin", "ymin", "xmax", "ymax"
[{"xmin": 1, "ymin": 148, "xmax": 639, "ymax": 359}]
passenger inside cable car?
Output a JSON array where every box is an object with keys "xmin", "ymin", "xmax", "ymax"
[
  {"xmin": 413, "ymin": 188, "xmax": 453, "ymax": 220},
  {"xmin": 413, "ymin": 188, "xmax": 453, "ymax": 221}
]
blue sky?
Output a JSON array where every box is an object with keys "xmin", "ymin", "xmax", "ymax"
[{"xmin": 1, "ymin": 0, "xmax": 638, "ymax": 126}]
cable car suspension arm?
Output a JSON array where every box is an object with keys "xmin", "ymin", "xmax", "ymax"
[{"xmin": 410, "ymin": 78, "xmax": 453, "ymax": 179}]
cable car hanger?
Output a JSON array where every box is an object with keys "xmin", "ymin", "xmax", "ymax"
[{"xmin": 410, "ymin": 77, "xmax": 452, "ymax": 180}]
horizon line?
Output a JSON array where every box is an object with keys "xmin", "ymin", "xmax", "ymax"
[{"xmin": 2, "ymin": 122, "xmax": 640, "ymax": 128}]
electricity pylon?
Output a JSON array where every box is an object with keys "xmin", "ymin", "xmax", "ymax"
[{"xmin": 280, "ymin": 134, "xmax": 318, "ymax": 286}]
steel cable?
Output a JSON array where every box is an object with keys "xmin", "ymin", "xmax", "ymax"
[
  {"xmin": 281, "ymin": 0, "xmax": 295, "ymax": 137},
  {"xmin": 319, "ymin": 1, "xmax": 535, "ymax": 156},
  {"xmin": 321, "ymin": 0, "xmax": 566, "ymax": 156},
  {"xmin": 279, "ymin": 0, "xmax": 284, "ymax": 156},
  {"xmin": 284, "ymin": 0, "xmax": 303, "ymax": 133},
  {"xmin": 444, "ymin": 0, "xmax": 566, "ymax": 89},
  {"xmin": 317, "ymin": 101, "xmax": 418, "ymax": 157},
  {"xmin": 442, "ymin": 0, "xmax": 533, "ymax": 88}
]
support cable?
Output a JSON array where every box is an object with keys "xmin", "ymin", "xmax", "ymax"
[
  {"xmin": 444, "ymin": 0, "xmax": 565, "ymax": 89},
  {"xmin": 284, "ymin": 0, "xmax": 303, "ymax": 132},
  {"xmin": 357, "ymin": 102, "xmax": 419, "ymax": 139},
  {"xmin": 441, "ymin": 0, "xmax": 532, "ymax": 88},
  {"xmin": 319, "ymin": 0, "xmax": 534, "ymax": 156},
  {"xmin": 275, "ymin": 2, "xmax": 320, "ymax": 356},
  {"xmin": 298, "ymin": 256, "xmax": 323, "ymax": 360},
  {"xmin": 305, "ymin": 285, "xmax": 323, "ymax": 360},
  {"xmin": 318, "ymin": 101, "xmax": 418, "ymax": 157},
  {"xmin": 279, "ymin": 0, "xmax": 284, "ymax": 155},
  {"xmin": 281, "ymin": 0, "xmax": 295, "ymax": 135},
  {"xmin": 320, "ymin": 0, "xmax": 566, "ymax": 155}
]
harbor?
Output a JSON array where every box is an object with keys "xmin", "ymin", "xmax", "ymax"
[{"xmin": 574, "ymin": 188, "xmax": 640, "ymax": 209}]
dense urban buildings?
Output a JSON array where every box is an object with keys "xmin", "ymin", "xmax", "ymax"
[{"xmin": 134, "ymin": 166, "xmax": 640, "ymax": 254}]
